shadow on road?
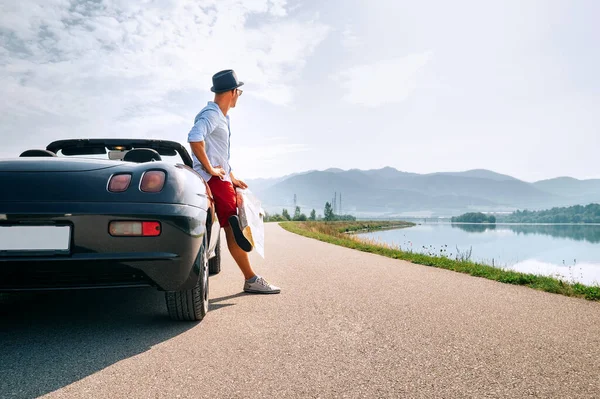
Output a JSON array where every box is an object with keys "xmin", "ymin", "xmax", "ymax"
[
  {"xmin": 209, "ymin": 291, "xmax": 249, "ymax": 311},
  {"xmin": 0, "ymin": 288, "xmax": 206, "ymax": 398}
]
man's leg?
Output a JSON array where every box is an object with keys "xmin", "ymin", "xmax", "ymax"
[
  {"xmin": 224, "ymin": 225, "xmax": 256, "ymax": 280},
  {"xmin": 207, "ymin": 177, "xmax": 279, "ymax": 293},
  {"xmin": 224, "ymin": 225, "xmax": 280, "ymax": 294},
  {"xmin": 207, "ymin": 178, "xmax": 255, "ymax": 279}
]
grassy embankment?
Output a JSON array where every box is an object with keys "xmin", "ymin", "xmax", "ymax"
[{"xmin": 279, "ymin": 221, "xmax": 600, "ymax": 301}]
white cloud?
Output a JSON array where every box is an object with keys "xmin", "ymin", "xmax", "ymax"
[
  {"xmin": 230, "ymin": 138, "xmax": 310, "ymax": 178},
  {"xmin": 2, "ymin": 0, "xmax": 598, "ymax": 183},
  {"xmin": 335, "ymin": 51, "xmax": 433, "ymax": 107},
  {"xmin": 340, "ymin": 24, "xmax": 360, "ymax": 50},
  {"xmin": 0, "ymin": 0, "xmax": 329, "ymax": 152}
]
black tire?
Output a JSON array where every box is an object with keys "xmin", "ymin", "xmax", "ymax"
[
  {"xmin": 165, "ymin": 236, "xmax": 209, "ymax": 321},
  {"xmin": 209, "ymin": 235, "xmax": 221, "ymax": 275}
]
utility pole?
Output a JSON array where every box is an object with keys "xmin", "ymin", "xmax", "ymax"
[
  {"xmin": 293, "ymin": 194, "xmax": 297, "ymax": 209},
  {"xmin": 340, "ymin": 193, "xmax": 342, "ymax": 215},
  {"xmin": 334, "ymin": 192, "xmax": 337, "ymax": 214}
]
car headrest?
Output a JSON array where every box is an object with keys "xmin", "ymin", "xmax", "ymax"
[
  {"xmin": 122, "ymin": 148, "xmax": 162, "ymax": 163},
  {"xmin": 20, "ymin": 149, "xmax": 57, "ymax": 157}
]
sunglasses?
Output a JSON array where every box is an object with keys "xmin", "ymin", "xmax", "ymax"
[{"xmin": 236, "ymin": 89, "xmax": 243, "ymax": 96}]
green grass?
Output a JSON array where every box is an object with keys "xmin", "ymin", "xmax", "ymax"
[{"xmin": 280, "ymin": 221, "xmax": 600, "ymax": 301}]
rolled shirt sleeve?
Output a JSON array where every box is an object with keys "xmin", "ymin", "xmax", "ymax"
[{"xmin": 188, "ymin": 109, "xmax": 219, "ymax": 143}]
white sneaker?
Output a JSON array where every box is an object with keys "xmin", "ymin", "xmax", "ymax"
[{"xmin": 244, "ymin": 275, "xmax": 281, "ymax": 294}]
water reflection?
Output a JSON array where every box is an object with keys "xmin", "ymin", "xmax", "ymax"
[
  {"xmin": 451, "ymin": 223, "xmax": 496, "ymax": 233},
  {"xmin": 357, "ymin": 223, "xmax": 600, "ymax": 286},
  {"xmin": 506, "ymin": 259, "xmax": 600, "ymax": 286},
  {"xmin": 451, "ymin": 223, "xmax": 600, "ymax": 244}
]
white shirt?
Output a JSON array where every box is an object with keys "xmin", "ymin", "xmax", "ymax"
[{"xmin": 187, "ymin": 101, "xmax": 232, "ymax": 183}]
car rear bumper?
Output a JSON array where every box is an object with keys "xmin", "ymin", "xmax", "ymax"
[{"xmin": 0, "ymin": 202, "xmax": 208, "ymax": 292}]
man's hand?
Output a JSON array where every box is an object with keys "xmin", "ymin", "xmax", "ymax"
[
  {"xmin": 231, "ymin": 177, "xmax": 248, "ymax": 189},
  {"xmin": 210, "ymin": 165, "xmax": 227, "ymax": 180},
  {"xmin": 190, "ymin": 142, "xmax": 225, "ymax": 180}
]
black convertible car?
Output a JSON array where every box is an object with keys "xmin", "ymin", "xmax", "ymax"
[{"xmin": 0, "ymin": 138, "xmax": 222, "ymax": 322}]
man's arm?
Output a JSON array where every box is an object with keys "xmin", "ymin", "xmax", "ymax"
[
  {"xmin": 230, "ymin": 170, "xmax": 248, "ymax": 189},
  {"xmin": 187, "ymin": 109, "xmax": 225, "ymax": 179},
  {"xmin": 190, "ymin": 141, "xmax": 225, "ymax": 179}
]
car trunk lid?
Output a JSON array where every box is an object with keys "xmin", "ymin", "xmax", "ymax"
[{"xmin": 0, "ymin": 158, "xmax": 120, "ymax": 172}]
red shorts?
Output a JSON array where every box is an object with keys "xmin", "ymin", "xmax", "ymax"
[{"xmin": 207, "ymin": 177, "xmax": 237, "ymax": 228}]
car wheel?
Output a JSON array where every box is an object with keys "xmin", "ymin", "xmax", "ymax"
[
  {"xmin": 209, "ymin": 235, "xmax": 221, "ymax": 275},
  {"xmin": 165, "ymin": 236, "xmax": 209, "ymax": 321}
]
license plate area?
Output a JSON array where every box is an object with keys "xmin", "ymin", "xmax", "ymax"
[{"xmin": 0, "ymin": 225, "xmax": 72, "ymax": 255}]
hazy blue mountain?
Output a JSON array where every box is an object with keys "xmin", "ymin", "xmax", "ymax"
[
  {"xmin": 246, "ymin": 167, "xmax": 597, "ymax": 217},
  {"xmin": 533, "ymin": 177, "xmax": 600, "ymax": 196},
  {"xmin": 361, "ymin": 166, "xmax": 419, "ymax": 180},
  {"xmin": 533, "ymin": 177, "xmax": 600, "ymax": 208},
  {"xmin": 245, "ymin": 170, "xmax": 317, "ymax": 192},
  {"xmin": 387, "ymin": 174, "xmax": 555, "ymax": 207},
  {"xmin": 432, "ymin": 169, "xmax": 520, "ymax": 182},
  {"xmin": 256, "ymin": 171, "xmax": 497, "ymax": 216}
]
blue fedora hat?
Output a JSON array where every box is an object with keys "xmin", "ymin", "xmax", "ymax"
[{"xmin": 211, "ymin": 69, "xmax": 244, "ymax": 93}]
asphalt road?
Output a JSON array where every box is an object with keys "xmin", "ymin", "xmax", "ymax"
[{"xmin": 1, "ymin": 223, "xmax": 599, "ymax": 398}]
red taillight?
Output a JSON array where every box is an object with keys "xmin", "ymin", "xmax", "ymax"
[
  {"xmin": 108, "ymin": 174, "xmax": 132, "ymax": 192},
  {"xmin": 142, "ymin": 221, "xmax": 161, "ymax": 236},
  {"xmin": 109, "ymin": 221, "xmax": 161, "ymax": 237},
  {"xmin": 140, "ymin": 171, "xmax": 165, "ymax": 193}
]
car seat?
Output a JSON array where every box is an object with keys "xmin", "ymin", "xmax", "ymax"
[
  {"xmin": 122, "ymin": 148, "xmax": 162, "ymax": 163},
  {"xmin": 20, "ymin": 149, "xmax": 57, "ymax": 157}
]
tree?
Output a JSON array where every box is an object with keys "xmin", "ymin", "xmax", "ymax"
[
  {"xmin": 292, "ymin": 206, "xmax": 307, "ymax": 221},
  {"xmin": 500, "ymin": 203, "xmax": 600, "ymax": 224},
  {"xmin": 264, "ymin": 211, "xmax": 272, "ymax": 222},
  {"xmin": 324, "ymin": 202, "xmax": 335, "ymax": 221},
  {"xmin": 309, "ymin": 209, "xmax": 316, "ymax": 221},
  {"xmin": 264, "ymin": 212, "xmax": 286, "ymax": 222},
  {"xmin": 282, "ymin": 209, "xmax": 291, "ymax": 221},
  {"xmin": 451, "ymin": 212, "xmax": 496, "ymax": 223}
]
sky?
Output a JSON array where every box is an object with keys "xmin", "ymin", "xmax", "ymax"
[{"xmin": 1, "ymin": 0, "xmax": 598, "ymax": 182}]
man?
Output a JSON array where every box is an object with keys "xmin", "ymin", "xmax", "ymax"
[{"xmin": 187, "ymin": 69, "xmax": 280, "ymax": 294}]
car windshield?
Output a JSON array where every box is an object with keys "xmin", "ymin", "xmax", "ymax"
[{"xmin": 54, "ymin": 148, "xmax": 186, "ymax": 165}]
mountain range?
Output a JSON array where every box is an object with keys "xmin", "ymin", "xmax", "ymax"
[{"xmin": 245, "ymin": 168, "xmax": 600, "ymax": 218}]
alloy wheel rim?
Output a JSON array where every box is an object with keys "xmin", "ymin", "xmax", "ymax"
[{"xmin": 202, "ymin": 249, "xmax": 209, "ymax": 313}]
